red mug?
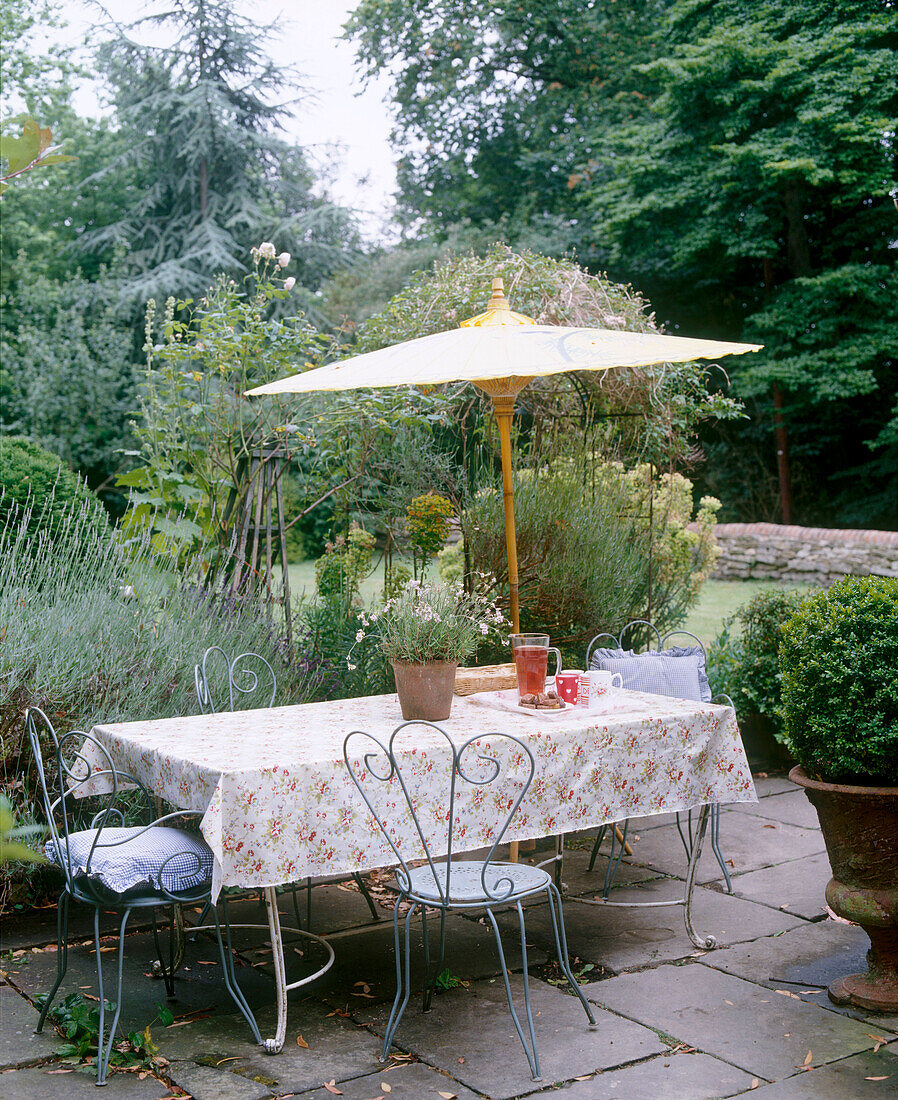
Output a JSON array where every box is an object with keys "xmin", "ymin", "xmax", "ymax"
[{"xmin": 555, "ymin": 670, "xmax": 583, "ymax": 704}]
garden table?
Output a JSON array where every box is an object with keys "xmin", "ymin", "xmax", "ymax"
[{"xmin": 79, "ymin": 688, "xmax": 755, "ymax": 1053}]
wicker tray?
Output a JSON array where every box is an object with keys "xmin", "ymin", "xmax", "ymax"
[{"xmin": 454, "ymin": 663, "xmax": 518, "ymax": 696}]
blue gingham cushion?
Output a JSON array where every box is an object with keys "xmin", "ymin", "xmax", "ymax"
[
  {"xmin": 45, "ymin": 825, "xmax": 214, "ymax": 895},
  {"xmin": 590, "ymin": 646, "xmax": 712, "ymax": 703}
]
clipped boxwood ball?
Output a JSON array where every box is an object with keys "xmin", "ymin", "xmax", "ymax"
[
  {"xmin": 0, "ymin": 435, "xmax": 109, "ymax": 551},
  {"xmin": 780, "ymin": 575, "xmax": 898, "ymax": 785}
]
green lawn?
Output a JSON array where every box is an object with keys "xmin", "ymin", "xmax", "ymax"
[
  {"xmin": 290, "ymin": 559, "xmax": 807, "ymax": 647},
  {"xmin": 681, "ymin": 579, "xmax": 810, "ymax": 643}
]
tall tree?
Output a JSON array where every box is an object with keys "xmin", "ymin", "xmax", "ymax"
[
  {"xmin": 588, "ymin": 0, "xmax": 897, "ymax": 525},
  {"xmin": 82, "ymin": 0, "xmax": 357, "ymax": 307},
  {"xmin": 346, "ymin": 0, "xmax": 665, "ymax": 256}
]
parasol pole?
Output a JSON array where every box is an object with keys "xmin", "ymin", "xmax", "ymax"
[{"xmin": 492, "ymin": 393, "xmax": 521, "ymax": 634}]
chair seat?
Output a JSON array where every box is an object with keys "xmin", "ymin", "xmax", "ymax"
[
  {"xmin": 403, "ymin": 860, "xmax": 550, "ymax": 904},
  {"xmin": 46, "ymin": 825, "xmax": 214, "ymax": 897}
]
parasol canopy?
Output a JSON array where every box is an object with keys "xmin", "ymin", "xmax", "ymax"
[{"xmin": 246, "ymin": 279, "xmax": 761, "ymax": 631}]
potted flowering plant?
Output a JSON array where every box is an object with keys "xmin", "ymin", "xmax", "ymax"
[
  {"xmin": 351, "ymin": 580, "xmax": 509, "ymax": 720},
  {"xmin": 780, "ymin": 575, "xmax": 898, "ymax": 1012}
]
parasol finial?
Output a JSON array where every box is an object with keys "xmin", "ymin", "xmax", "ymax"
[{"xmin": 460, "ymin": 276, "xmax": 537, "ymax": 329}]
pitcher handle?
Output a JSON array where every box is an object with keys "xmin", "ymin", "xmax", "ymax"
[{"xmin": 549, "ymin": 647, "xmax": 562, "ymax": 682}]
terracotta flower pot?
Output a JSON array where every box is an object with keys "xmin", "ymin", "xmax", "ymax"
[
  {"xmin": 390, "ymin": 659, "xmax": 458, "ymax": 722},
  {"xmin": 790, "ymin": 765, "xmax": 898, "ymax": 1012}
]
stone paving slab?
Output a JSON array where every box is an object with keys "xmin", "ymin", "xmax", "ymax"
[
  {"xmin": 724, "ymin": 790, "xmax": 820, "ymax": 831},
  {"xmin": 0, "ymin": 982, "xmax": 62, "ymax": 1069},
  {"xmin": 166, "ymin": 1060, "xmax": 273, "ymax": 1100},
  {"xmin": 699, "ymin": 921, "xmax": 898, "ymax": 1030},
  {"xmin": 585, "ymin": 961, "xmax": 884, "ymax": 1080},
  {"xmin": 157, "ymin": 1000, "xmax": 384, "ymax": 1096},
  {"xmin": 728, "ymin": 853, "xmax": 831, "ymax": 921},
  {"xmin": 4, "ymin": 931, "xmax": 277, "ymax": 1034},
  {"xmin": 494, "ymin": 881, "xmax": 804, "ymax": 973},
  {"xmin": 747, "ymin": 1042, "xmax": 898, "ymax": 1097},
  {"xmin": 357, "ymin": 974, "xmax": 665, "ymax": 1100},
  {"xmin": 304, "ymin": 912, "xmax": 546, "ymax": 1008},
  {"xmin": 546, "ymin": 1050, "xmax": 758, "ymax": 1099},
  {"xmin": 300, "ymin": 1062, "xmax": 482, "ymax": 1099},
  {"xmin": 1, "ymin": 902, "xmax": 158, "ymax": 953},
  {"xmin": 622, "ymin": 813, "xmax": 825, "ymax": 886},
  {"xmin": 524, "ymin": 846, "xmax": 658, "ymax": 899},
  {"xmin": 752, "ymin": 776, "xmax": 797, "ymax": 798},
  {"xmin": 0, "ymin": 1063, "xmax": 178, "ymax": 1097}
]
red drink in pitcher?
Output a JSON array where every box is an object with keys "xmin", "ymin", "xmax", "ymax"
[{"xmin": 510, "ymin": 634, "xmax": 562, "ymax": 698}]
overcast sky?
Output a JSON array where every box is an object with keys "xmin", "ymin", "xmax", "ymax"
[{"xmin": 56, "ymin": 0, "xmax": 398, "ymax": 238}]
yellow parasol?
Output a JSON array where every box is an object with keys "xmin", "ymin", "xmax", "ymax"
[{"xmin": 247, "ymin": 279, "xmax": 761, "ymax": 631}]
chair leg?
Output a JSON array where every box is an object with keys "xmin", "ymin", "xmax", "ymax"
[
  {"xmin": 150, "ymin": 910, "xmax": 175, "ymax": 998},
  {"xmin": 95, "ymin": 908, "xmax": 131, "ymax": 1086},
  {"xmin": 484, "ymin": 907, "xmax": 540, "ymax": 1080},
  {"xmin": 210, "ymin": 900, "xmax": 262, "ymax": 1044},
  {"xmin": 380, "ymin": 899, "xmax": 416, "ymax": 1063},
  {"xmin": 545, "ymin": 884, "xmax": 596, "ymax": 1025},
  {"xmin": 36, "ymin": 891, "xmax": 70, "ymax": 1033},
  {"xmin": 354, "ymin": 872, "xmax": 381, "ymax": 921},
  {"xmin": 514, "ymin": 901, "xmax": 540, "ymax": 1075}
]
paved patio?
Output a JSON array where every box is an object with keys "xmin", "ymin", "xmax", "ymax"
[{"xmin": 2, "ymin": 774, "xmax": 897, "ymax": 1099}]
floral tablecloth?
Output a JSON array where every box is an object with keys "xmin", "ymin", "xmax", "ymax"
[{"xmin": 82, "ymin": 689, "xmax": 755, "ymax": 900}]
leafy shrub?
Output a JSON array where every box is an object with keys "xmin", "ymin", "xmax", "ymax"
[
  {"xmin": 463, "ymin": 459, "xmax": 718, "ymax": 661},
  {"xmin": 779, "ymin": 576, "xmax": 898, "ymax": 784},
  {"xmin": 315, "ymin": 525, "xmax": 376, "ymax": 600},
  {"xmin": 406, "ymin": 493, "xmax": 453, "ymax": 576},
  {"xmin": 707, "ymin": 587, "xmax": 813, "ymax": 744},
  {"xmin": 0, "ymin": 436, "xmax": 109, "ymax": 551},
  {"xmin": 0, "ymin": 494, "xmax": 326, "ymax": 911}
]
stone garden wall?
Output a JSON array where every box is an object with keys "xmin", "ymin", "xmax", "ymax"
[{"xmin": 711, "ymin": 523, "xmax": 898, "ymax": 585}]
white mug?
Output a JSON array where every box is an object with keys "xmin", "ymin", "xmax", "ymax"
[{"xmin": 578, "ymin": 670, "xmax": 623, "ymax": 706}]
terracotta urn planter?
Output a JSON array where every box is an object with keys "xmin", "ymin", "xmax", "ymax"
[
  {"xmin": 390, "ymin": 659, "xmax": 458, "ymax": 722},
  {"xmin": 790, "ymin": 765, "xmax": 898, "ymax": 1012}
]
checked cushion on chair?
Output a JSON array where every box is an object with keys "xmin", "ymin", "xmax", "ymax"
[
  {"xmin": 45, "ymin": 825, "xmax": 214, "ymax": 896},
  {"xmin": 589, "ymin": 646, "xmax": 712, "ymax": 703}
]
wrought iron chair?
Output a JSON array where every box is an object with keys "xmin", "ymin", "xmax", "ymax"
[
  {"xmin": 584, "ymin": 620, "xmax": 735, "ymax": 894},
  {"xmin": 344, "ymin": 721, "xmax": 596, "ymax": 1081},
  {"xmin": 194, "ymin": 647, "xmax": 380, "ymax": 927},
  {"xmin": 26, "ymin": 707, "xmax": 259, "ymax": 1086}
]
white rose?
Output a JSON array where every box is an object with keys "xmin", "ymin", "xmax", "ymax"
[
  {"xmin": 284, "ymin": 277, "xmax": 296, "ymax": 291},
  {"xmin": 278, "ymin": 252, "xmax": 291, "ymax": 267},
  {"xmin": 259, "ymin": 241, "xmax": 276, "ymax": 259}
]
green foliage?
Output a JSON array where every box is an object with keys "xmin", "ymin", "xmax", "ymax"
[
  {"xmin": 0, "ymin": 795, "xmax": 45, "ymax": 864},
  {"xmin": 0, "ymin": 115, "xmax": 75, "ymax": 194},
  {"xmin": 779, "ymin": 576, "xmax": 898, "ymax": 784},
  {"xmin": 463, "ymin": 458, "xmax": 719, "ymax": 659},
  {"xmin": 0, "ymin": 436, "xmax": 109, "ymax": 551},
  {"xmin": 707, "ymin": 587, "xmax": 814, "ymax": 743},
  {"xmin": 85, "ymin": 0, "xmax": 356, "ymax": 308},
  {"xmin": 0, "ymin": 493, "xmax": 325, "ymax": 825},
  {"xmin": 353, "ymin": 580, "xmax": 508, "ymax": 666},
  {"xmin": 0, "ymin": 268, "xmax": 139, "ymax": 491},
  {"xmin": 591, "ymin": 0, "xmax": 897, "ymax": 524},
  {"xmin": 346, "ymin": 0, "xmax": 659, "ymax": 249},
  {"xmin": 406, "ymin": 493, "xmax": 453, "ymax": 576},
  {"xmin": 43, "ymin": 992, "xmax": 172, "ymax": 1070},
  {"xmin": 315, "ymin": 526, "xmax": 376, "ymax": 601},
  {"xmin": 119, "ymin": 251, "xmax": 324, "ymax": 557}
]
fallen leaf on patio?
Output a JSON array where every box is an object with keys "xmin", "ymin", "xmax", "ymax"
[
  {"xmin": 323, "ymin": 1081, "xmax": 343, "ymax": 1095},
  {"xmin": 775, "ymin": 989, "xmax": 800, "ymax": 999},
  {"xmin": 197, "ymin": 960, "xmax": 217, "ymax": 965},
  {"xmin": 763, "ymin": 824, "xmax": 776, "ymax": 828},
  {"xmin": 215, "ymin": 1057, "xmax": 239, "ymax": 1065},
  {"xmin": 865, "ymin": 1076, "xmax": 890, "ymax": 1081},
  {"xmin": 724, "ymin": 1000, "xmax": 734, "ymax": 1005},
  {"xmin": 296, "ymin": 1034, "xmax": 309, "ymax": 1048},
  {"xmin": 82, "ymin": 993, "xmax": 99, "ymax": 1001},
  {"xmin": 803, "ymin": 1051, "xmax": 813, "ymax": 1066},
  {"xmin": 437, "ymin": 1092, "xmax": 457, "ymax": 1099},
  {"xmin": 573, "ymin": 1075, "xmax": 594, "ymax": 1081},
  {"xmin": 380, "ymin": 1083, "xmax": 391, "ymax": 1092},
  {"xmin": 784, "ymin": 1033, "xmax": 791, "ymax": 1038},
  {"xmin": 457, "ymin": 1057, "xmax": 465, "ymax": 1064},
  {"xmin": 750, "ymin": 1079, "xmax": 759, "ymax": 1090},
  {"xmin": 46, "ymin": 1069, "xmax": 73, "ymax": 1074},
  {"xmin": 354, "ymin": 981, "xmax": 371, "ymax": 992}
]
